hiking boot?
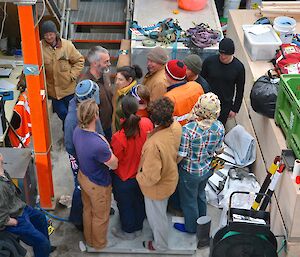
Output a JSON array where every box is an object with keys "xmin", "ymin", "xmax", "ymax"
[
  {"xmin": 110, "ymin": 207, "xmax": 115, "ymax": 215},
  {"xmin": 50, "ymin": 246, "xmax": 57, "ymax": 253}
]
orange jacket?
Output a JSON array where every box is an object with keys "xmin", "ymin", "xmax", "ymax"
[
  {"xmin": 8, "ymin": 92, "xmax": 31, "ymax": 148},
  {"xmin": 165, "ymin": 81, "xmax": 204, "ymax": 125}
]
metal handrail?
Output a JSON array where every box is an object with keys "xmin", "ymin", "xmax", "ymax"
[
  {"xmin": 64, "ymin": 0, "xmax": 70, "ymax": 39},
  {"xmin": 125, "ymin": 0, "xmax": 134, "ymax": 40},
  {"xmin": 59, "ymin": 0, "xmax": 66, "ymax": 37}
]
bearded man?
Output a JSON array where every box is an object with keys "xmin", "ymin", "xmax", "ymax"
[{"xmin": 79, "ymin": 46, "xmax": 113, "ymax": 141}]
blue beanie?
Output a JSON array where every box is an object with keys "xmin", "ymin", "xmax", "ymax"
[{"xmin": 75, "ymin": 80, "xmax": 100, "ymax": 104}]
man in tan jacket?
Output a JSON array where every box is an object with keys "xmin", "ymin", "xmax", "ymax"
[
  {"xmin": 143, "ymin": 47, "xmax": 168, "ymax": 101},
  {"xmin": 41, "ymin": 20, "xmax": 84, "ymax": 126},
  {"xmin": 137, "ymin": 97, "xmax": 182, "ymax": 251}
]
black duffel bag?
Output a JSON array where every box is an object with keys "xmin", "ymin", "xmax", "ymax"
[{"xmin": 250, "ymin": 72, "xmax": 279, "ymax": 118}]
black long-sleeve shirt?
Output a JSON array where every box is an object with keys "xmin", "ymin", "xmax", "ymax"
[{"xmin": 201, "ymin": 55, "xmax": 245, "ymax": 113}]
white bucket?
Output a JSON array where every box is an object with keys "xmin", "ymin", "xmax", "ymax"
[
  {"xmin": 223, "ymin": 0, "xmax": 241, "ymax": 18},
  {"xmin": 273, "ymin": 16, "xmax": 296, "ymax": 44}
]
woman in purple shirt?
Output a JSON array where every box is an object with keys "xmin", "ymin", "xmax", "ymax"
[{"xmin": 73, "ymin": 99, "xmax": 118, "ymax": 250}]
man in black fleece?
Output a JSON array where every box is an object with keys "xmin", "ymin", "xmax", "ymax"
[{"xmin": 201, "ymin": 37, "xmax": 245, "ymax": 125}]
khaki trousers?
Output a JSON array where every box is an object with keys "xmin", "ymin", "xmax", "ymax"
[{"xmin": 78, "ymin": 171, "xmax": 112, "ymax": 249}]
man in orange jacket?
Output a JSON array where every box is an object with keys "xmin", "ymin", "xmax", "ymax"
[{"xmin": 164, "ymin": 60, "xmax": 204, "ymax": 125}]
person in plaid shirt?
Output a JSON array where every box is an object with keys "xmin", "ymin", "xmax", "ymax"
[{"xmin": 175, "ymin": 93, "xmax": 225, "ymax": 233}]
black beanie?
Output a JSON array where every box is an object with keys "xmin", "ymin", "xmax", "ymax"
[
  {"xmin": 41, "ymin": 20, "xmax": 58, "ymax": 37},
  {"xmin": 219, "ymin": 38, "xmax": 235, "ymax": 55}
]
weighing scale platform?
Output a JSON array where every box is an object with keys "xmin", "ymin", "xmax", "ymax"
[{"xmin": 85, "ymin": 204, "xmax": 197, "ymax": 255}]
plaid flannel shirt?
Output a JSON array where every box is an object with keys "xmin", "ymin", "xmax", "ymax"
[{"xmin": 178, "ymin": 120, "xmax": 225, "ymax": 176}]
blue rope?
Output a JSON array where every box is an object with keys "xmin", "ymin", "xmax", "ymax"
[
  {"xmin": 36, "ymin": 204, "xmax": 69, "ymax": 222},
  {"xmin": 171, "ymin": 30, "xmax": 180, "ymax": 60}
]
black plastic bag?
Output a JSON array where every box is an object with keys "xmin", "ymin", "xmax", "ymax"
[{"xmin": 250, "ymin": 73, "xmax": 279, "ymax": 118}]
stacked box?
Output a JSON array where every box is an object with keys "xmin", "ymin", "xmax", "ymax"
[{"xmin": 275, "ymin": 75, "xmax": 300, "ymax": 158}]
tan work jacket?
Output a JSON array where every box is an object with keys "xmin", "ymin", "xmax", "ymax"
[
  {"xmin": 143, "ymin": 66, "xmax": 168, "ymax": 101},
  {"xmin": 136, "ymin": 121, "xmax": 182, "ymax": 201},
  {"xmin": 42, "ymin": 38, "xmax": 84, "ymax": 100}
]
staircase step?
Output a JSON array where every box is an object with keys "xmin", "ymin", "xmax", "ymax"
[
  {"xmin": 70, "ymin": 0, "xmax": 126, "ymax": 24},
  {"xmin": 79, "ymin": 49, "xmax": 119, "ymax": 60},
  {"xmin": 72, "ymin": 22, "xmax": 126, "ymax": 34},
  {"xmin": 72, "ymin": 32, "xmax": 124, "ymax": 43},
  {"xmin": 73, "ymin": 22, "xmax": 126, "ymax": 26}
]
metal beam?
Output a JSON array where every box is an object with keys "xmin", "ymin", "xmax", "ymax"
[
  {"xmin": 0, "ymin": 0, "xmax": 37, "ymax": 4},
  {"xmin": 17, "ymin": 4, "xmax": 54, "ymax": 208}
]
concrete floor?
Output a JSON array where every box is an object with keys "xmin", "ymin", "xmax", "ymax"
[{"xmin": 24, "ymin": 113, "xmax": 222, "ymax": 257}]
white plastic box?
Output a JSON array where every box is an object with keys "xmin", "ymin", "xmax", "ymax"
[{"xmin": 243, "ymin": 25, "xmax": 282, "ymax": 61}]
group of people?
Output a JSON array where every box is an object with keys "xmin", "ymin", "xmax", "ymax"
[{"xmin": 0, "ymin": 19, "xmax": 246, "ymax": 256}]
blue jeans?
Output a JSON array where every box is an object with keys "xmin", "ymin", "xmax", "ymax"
[
  {"xmin": 51, "ymin": 94, "xmax": 74, "ymax": 124},
  {"xmin": 5, "ymin": 206, "xmax": 51, "ymax": 257},
  {"xmin": 178, "ymin": 168, "xmax": 213, "ymax": 233},
  {"xmin": 68, "ymin": 155, "xmax": 83, "ymax": 228},
  {"xmin": 112, "ymin": 173, "xmax": 145, "ymax": 233},
  {"xmin": 103, "ymin": 127, "xmax": 112, "ymax": 142},
  {"xmin": 168, "ymin": 186, "xmax": 181, "ymax": 211}
]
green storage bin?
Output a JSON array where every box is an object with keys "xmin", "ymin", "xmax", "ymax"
[
  {"xmin": 289, "ymin": 103, "xmax": 300, "ymax": 159},
  {"xmin": 275, "ymin": 74, "xmax": 300, "ymax": 159}
]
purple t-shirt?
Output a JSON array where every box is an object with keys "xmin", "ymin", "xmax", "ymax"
[{"xmin": 73, "ymin": 127, "xmax": 112, "ymax": 186}]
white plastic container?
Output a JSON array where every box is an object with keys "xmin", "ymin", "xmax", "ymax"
[
  {"xmin": 243, "ymin": 25, "xmax": 282, "ymax": 61},
  {"xmin": 273, "ymin": 16, "xmax": 296, "ymax": 44}
]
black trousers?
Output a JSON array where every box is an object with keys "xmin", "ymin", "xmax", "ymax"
[
  {"xmin": 218, "ymin": 103, "xmax": 231, "ymax": 126},
  {"xmin": 112, "ymin": 174, "xmax": 145, "ymax": 233}
]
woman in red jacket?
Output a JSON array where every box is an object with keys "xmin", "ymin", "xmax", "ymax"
[{"xmin": 111, "ymin": 95, "xmax": 153, "ymax": 240}]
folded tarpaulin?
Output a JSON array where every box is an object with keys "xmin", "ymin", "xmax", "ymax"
[{"xmin": 224, "ymin": 125, "xmax": 256, "ymax": 167}]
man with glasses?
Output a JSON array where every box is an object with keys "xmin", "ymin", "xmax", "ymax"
[{"xmin": 201, "ymin": 38, "xmax": 245, "ymax": 126}]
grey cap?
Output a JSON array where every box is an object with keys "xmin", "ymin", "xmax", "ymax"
[
  {"xmin": 41, "ymin": 20, "xmax": 58, "ymax": 37},
  {"xmin": 184, "ymin": 54, "xmax": 202, "ymax": 75},
  {"xmin": 147, "ymin": 46, "xmax": 168, "ymax": 64}
]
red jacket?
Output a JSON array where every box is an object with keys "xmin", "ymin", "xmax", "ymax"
[{"xmin": 111, "ymin": 117, "xmax": 153, "ymax": 181}]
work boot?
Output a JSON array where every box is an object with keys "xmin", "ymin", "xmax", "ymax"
[
  {"xmin": 110, "ymin": 207, "xmax": 115, "ymax": 215},
  {"xmin": 50, "ymin": 246, "xmax": 57, "ymax": 253}
]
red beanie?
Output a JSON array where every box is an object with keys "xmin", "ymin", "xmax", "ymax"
[{"xmin": 165, "ymin": 60, "xmax": 186, "ymax": 81}]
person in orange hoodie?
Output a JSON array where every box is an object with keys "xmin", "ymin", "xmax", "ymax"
[{"xmin": 164, "ymin": 60, "xmax": 204, "ymax": 126}]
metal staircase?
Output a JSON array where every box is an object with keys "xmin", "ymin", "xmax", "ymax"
[{"xmin": 68, "ymin": 0, "xmax": 128, "ymax": 67}]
